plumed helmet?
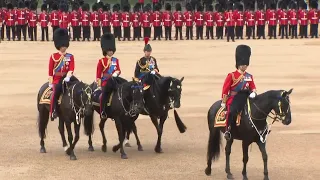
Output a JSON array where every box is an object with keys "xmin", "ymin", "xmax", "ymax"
[
  {"xmin": 175, "ymin": 3, "xmax": 181, "ymax": 11},
  {"xmin": 143, "ymin": 37, "xmax": 152, "ymax": 52},
  {"xmin": 72, "ymin": 3, "xmax": 79, "ymax": 11},
  {"xmin": 52, "ymin": 3, "xmax": 58, "ymax": 10},
  {"xmin": 165, "ymin": 3, "xmax": 171, "ymax": 11},
  {"xmin": 92, "ymin": 3, "xmax": 98, "ymax": 11},
  {"xmin": 101, "ymin": 33, "xmax": 116, "ymax": 52},
  {"xmin": 235, "ymin": 45, "xmax": 251, "ymax": 68},
  {"xmin": 123, "ymin": 3, "xmax": 130, "ymax": 12},
  {"xmin": 30, "ymin": 3, "xmax": 37, "ymax": 11},
  {"xmin": 41, "ymin": 4, "xmax": 47, "ymax": 11},
  {"xmin": 7, "ymin": 3, "xmax": 13, "ymax": 10},
  {"xmin": 53, "ymin": 28, "xmax": 69, "ymax": 50},
  {"xmin": 18, "ymin": 1, "xmax": 25, "ymax": 8}
]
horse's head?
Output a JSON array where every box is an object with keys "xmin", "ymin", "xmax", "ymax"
[
  {"xmin": 127, "ymin": 80, "xmax": 145, "ymax": 114},
  {"xmin": 78, "ymin": 82, "xmax": 94, "ymax": 116},
  {"xmin": 168, "ymin": 77, "xmax": 184, "ymax": 108},
  {"xmin": 272, "ymin": 89, "xmax": 293, "ymax": 125}
]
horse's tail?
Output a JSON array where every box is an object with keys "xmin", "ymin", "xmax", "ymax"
[
  {"xmin": 206, "ymin": 108, "xmax": 221, "ymax": 163},
  {"xmin": 83, "ymin": 111, "xmax": 95, "ymax": 136},
  {"xmin": 174, "ymin": 109, "xmax": 187, "ymax": 133},
  {"xmin": 37, "ymin": 83, "xmax": 49, "ymax": 139}
]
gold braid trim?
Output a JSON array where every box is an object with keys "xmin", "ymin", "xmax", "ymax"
[
  {"xmin": 231, "ymin": 72, "xmax": 244, "ymax": 87},
  {"xmin": 51, "ymin": 54, "xmax": 64, "ymax": 62},
  {"xmin": 137, "ymin": 57, "xmax": 150, "ymax": 70}
]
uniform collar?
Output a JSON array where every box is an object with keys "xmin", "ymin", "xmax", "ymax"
[{"xmin": 237, "ymin": 69, "xmax": 245, "ymax": 74}]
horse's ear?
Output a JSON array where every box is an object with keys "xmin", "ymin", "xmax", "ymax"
[
  {"xmin": 180, "ymin": 77, "xmax": 184, "ymax": 82},
  {"xmin": 287, "ymin": 88, "xmax": 293, "ymax": 95}
]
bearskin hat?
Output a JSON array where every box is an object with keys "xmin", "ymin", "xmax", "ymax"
[
  {"xmin": 175, "ymin": 3, "xmax": 181, "ymax": 11},
  {"xmin": 53, "ymin": 28, "xmax": 69, "ymax": 50},
  {"xmin": 82, "ymin": 3, "xmax": 89, "ymax": 11},
  {"xmin": 215, "ymin": 3, "xmax": 221, "ymax": 12},
  {"xmin": 146, "ymin": 3, "xmax": 152, "ymax": 11},
  {"xmin": 41, "ymin": 4, "xmax": 47, "ymax": 11},
  {"xmin": 165, "ymin": 3, "xmax": 171, "ymax": 11},
  {"xmin": 24, "ymin": 1, "xmax": 30, "ymax": 8},
  {"xmin": 250, "ymin": 3, "xmax": 255, "ymax": 11},
  {"xmin": 236, "ymin": 3, "xmax": 243, "ymax": 11},
  {"xmin": 186, "ymin": 3, "xmax": 192, "ymax": 11},
  {"xmin": 197, "ymin": 4, "xmax": 203, "ymax": 11},
  {"xmin": 7, "ymin": 3, "xmax": 13, "ymax": 10},
  {"xmin": 59, "ymin": 3, "xmax": 68, "ymax": 12},
  {"xmin": 102, "ymin": 4, "xmax": 109, "ymax": 11},
  {"xmin": 79, "ymin": 0, "xmax": 84, "ymax": 6},
  {"xmin": 30, "ymin": 3, "xmax": 37, "ymax": 11},
  {"xmin": 51, "ymin": 3, "xmax": 58, "ymax": 11},
  {"xmin": 101, "ymin": 33, "xmax": 116, "ymax": 52},
  {"xmin": 113, "ymin": 4, "xmax": 119, "ymax": 12},
  {"xmin": 134, "ymin": 3, "xmax": 140, "ymax": 12},
  {"xmin": 153, "ymin": 3, "xmax": 160, "ymax": 11},
  {"xmin": 123, "ymin": 3, "xmax": 130, "ymax": 12},
  {"xmin": 98, "ymin": 1, "xmax": 104, "ymax": 8},
  {"xmin": 258, "ymin": 2, "xmax": 264, "ymax": 10},
  {"xmin": 311, "ymin": 0, "xmax": 318, "ymax": 9},
  {"xmin": 236, "ymin": 45, "xmax": 251, "ymax": 67},
  {"xmin": 207, "ymin": 4, "xmax": 213, "ymax": 11},
  {"xmin": 144, "ymin": 37, "xmax": 152, "ymax": 52},
  {"xmin": 301, "ymin": 2, "xmax": 307, "ymax": 9},
  {"xmin": 227, "ymin": 2, "xmax": 234, "ymax": 10},
  {"xmin": 92, "ymin": 3, "xmax": 98, "ymax": 11},
  {"xmin": 289, "ymin": 1, "xmax": 297, "ymax": 9},
  {"xmin": 270, "ymin": 3, "xmax": 276, "ymax": 10},
  {"xmin": 18, "ymin": 1, "xmax": 24, "ymax": 8},
  {"xmin": 72, "ymin": 3, "xmax": 79, "ymax": 11}
]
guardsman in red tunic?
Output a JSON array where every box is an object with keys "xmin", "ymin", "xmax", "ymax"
[
  {"xmin": 50, "ymin": 3, "xmax": 59, "ymax": 39},
  {"xmin": 49, "ymin": 28, "xmax": 75, "ymax": 121},
  {"xmin": 59, "ymin": 4, "xmax": 70, "ymax": 30},
  {"xmin": 234, "ymin": 3, "xmax": 244, "ymax": 39},
  {"xmin": 131, "ymin": 3, "xmax": 141, "ymax": 41},
  {"xmin": 308, "ymin": 1, "xmax": 319, "ymax": 38},
  {"xmin": 163, "ymin": 3, "xmax": 173, "ymax": 40},
  {"xmin": 289, "ymin": 3, "xmax": 298, "ymax": 39},
  {"xmin": 28, "ymin": 3, "xmax": 37, "ymax": 41},
  {"xmin": 81, "ymin": 3, "xmax": 90, "ymax": 41},
  {"xmin": 152, "ymin": 3, "xmax": 161, "ymax": 40},
  {"xmin": 255, "ymin": 4, "xmax": 266, "ymax": 39},
  {"xmin": 184, "ymin": 3, "xmax": 193, "ymax": 40},
  {"xmin": 245, "ymin": 5, "xmax": 256, "ymax": 39},
  {"xmin": 96, "ymin": 33, "xmax": 121, "ymax": 119},
  {"xmin": 100, "ymin": 4, "xmax": 111, "ymax": 35},
  {"xmin": 279, "ymin": 4, "xmax": 289, "ymax": 39},
  {"xmin": 204, "ymin": 4, "xmax": 214, "ymax": 40},
  {"xmin": 1, "ymin": 5, "xmax": 6, "ymax": 41},
  {"xmin": 194, "ymin": 5, "xmax": 204, "ymax": 40},
  {"xmin": 277, "ymin": 4, "xmax": 283, "ymax": 36},
  {"xmin": 141, "ymin": 5, "xmax": 151, "ymax": 38},
  {"xmin": 221, "ymin": 45, "xmax": 257, "ymax": 140},
  {"xmin": 122, "ymin": 4, "xmax": 131, "ymax": 41},
  {"xmin": 70, "ymin": 3, "xmax": 80, "ymax": 41},
  {"xmin": 91, "ymin": 3, "xmax": 101, "ymax": 41},
  {"xmin": 224, "ymin": 3, "xmax": 235, "ymax": 42},
  {"xmin": 112, "ymin": 4, "xmax": 122, "ymax": 40},
  {"xmin": 299, "ymin": 3, "xmax": 308, "ymax": 38},
  {"xmin": 16, "ymin": 1, "xmax": 27, "ymax": 41},
  {"xmin": 5, "ymin": 3, "xmax": 15, "ymax": 41},
  {"xmin": 39, "ymin": 4, "xmax": 49, "ymax": 41},
  {"xmin": 215, "ymin": 4, "xmax": 224, "ymax": 39},
  {"xmin": 267, "ymin": 3, "xmax": 277, "ymax": 39},
  {"xmin": 98, "ymin": 1, "xmax": 104, "ymax": 14},
  {"xmin": 173, "ymin": 3, "xmax": 184, "ymax": 40}
]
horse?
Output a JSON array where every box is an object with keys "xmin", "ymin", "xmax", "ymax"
[
  {"xmin": 129, "ymin": 73, "xmax": 187, "ymax": 153},
  {"xmin": 83, "ymin": 77, "xmax": 145, "ymax": 159},
  {"xmin": 205, "ymin": 89, "xmax": 293, "ymax": 180},
  {"xmin": 37, "ymin": 76, "xmax": 93, "ymax": 160}
]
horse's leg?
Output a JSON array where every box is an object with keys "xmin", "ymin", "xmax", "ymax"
[
  {"xmin": 68, "ymin": 122, "xmax": 80, "ymax": 160},
  {"xmin": 242, "ymin": 141, "xmax": 250, "ymax": 180},
  {"xmin": 65, "ymin": 121, "xmax": 74, "ymax": 157},
  {"xmin": 124, "ymin": 130, "xmax": 131, "ymax": 147},
  {"xmin": 256, "ymin": 141, "xmax": 269, "ymax": 180},
  {"xmin": 38, "ymin": 106, "xmax": 49, "ymax": 153},
  {"xmin": 113, "ymin": 117, "xmax": 127, "ymax": 159},
  {"xmin": 58, "ymin": 117, "xmax": 68, "ymax": 152},
  {"xmin": 88, "ymin": 134, "xmax": 94, "ymax": 151},
  {"xmin": 155, "ymin": 115, "xmax": 167, "ymax": 153},
  {"xmin": 150, "ymin": 115, "xmax": 161, "ymax": 153},
  {"xmin": 99, "ymin": 118, "xmax": 108, "ymax": 152},
  {"xmin": 225, "ymin": 138, "xmax": 234, "ymax": 179},
  {"xmin": 132, "ymin": 123, "xmax": 143, "ymax": 151}
]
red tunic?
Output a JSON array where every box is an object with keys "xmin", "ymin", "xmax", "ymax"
[
  {"xmin": 100, "ymin": 12, "xmax": 111, "ymax": 27},
  {"xmin": 96, "ymin": 57, "xmax": 121, "ymax": 87},
  {"xmin": 39, "ymin": 12, "xmax": 49, "ymax": 27},
  {"xmin": 48, "ymin": 53, "xmax": 75, "ymax": 84},
  {"xmin": 289, "ymin": 10, "xmax": 298, "ymax": 25},
  {"xmin": 245, "ymin": 11, "xmax": 255, "ymax": 26},
  {"xmin": 215, "ymin": 12, "xmax": 224, "ymax": 27},
  {"xmin": 28, "ymin": 11, "xmax": 37, "ymax": 27},
  {"xmin": 121, "ymin": 12, "xmax": 130, "ymax": 27},
  {"xmin": 235, "ymin": 11, "xmax": 244, "ymax": 26},
  {"xmin": 91, "ymin": 12, "xmax": 100, "ymax": 27},
  {"xmin": 81, "ymin": 11, "xmax": 90, "ymax": 26},
  {"xmin": 152, "ymin": 11, "xmax": 162, "ymax": 27},
  {"xmin": 308, "ymin": 10, "xmax": 319, "ymax": 24},
  {"xmin": 112, "ymin": 12, "xmax": 121, "ymax": 27},
  {"xmin": 222, "ymin": 70, "xmax": 256, "ymax": 105},
  {"xmin": 141, "ymin": 12, "xmax": 151, "ymax": 27},
  {"xmin": 50, "ymin": 10, "xmax": 59, "ymax": 26},
  {"xmin": 299, "ymin": 10, "xmax": 308, "ymax": 26},
  {"xmin": 174, "ymin": 11, "xmax": 184, "ymax": 27},
  {"xmin": 267, "ymin": 10, "xmax": 277, "ymax": 26},
  {"xmin": 255, "ymin": 10, "xmax": 266, "ymax": 25},
  {"xmin": 184, "ymin": 11, "xmax": 193, "ymax": 27},
  {"xmin": 224, "ymin": 11, "xmax": 235, "ymax": 26},
  {"xmin": 131, "ymin": 12, "xmax": 141, "ymax": 27},
  {"xmin": 70, "ymin": 11, "xmax": 80, "ymax": 26},
  {"xmin": 59, "ymin": 12, "xmax": 69, "ymax": 29},
  {"xmin": 5, "ymin": 11, "xmax": 15, "ymax": 26},
  {"xmin": 279, "ymin": 11, "xmax": 288, "ymax": 25},
  {"xmin": 16, "ymin": 9, "xmax": 26, "ymax": 25},
  {"xmin": 194, "ymin": 12, "xmax": 204, "ymax": 26}
]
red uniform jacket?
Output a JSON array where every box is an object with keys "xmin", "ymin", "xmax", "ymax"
[
  {"xmin": 162, "ymin": 11, "xmax": 173, "ymax": 27},
  {"xmin": 16, "ymin": 9, "xmax": 26, "ymax": 25},
  {"xmin": 81, "ymin": 11, "xmax": 90, "ymax": 26},
  {"xmin": 138, "ymin": 0, "xmax": 144, "ymax": 3},
  {"xmin": 112, "ymin": 12, "xmax": 121, "ymax": 27},
  {"xmin": 184, "ymin": 11, "xmax": 193, "ymax": 27},
  {"xmin": 204, "ymin": 11, "xmax": 214, "ymax": 27},
  {"xmin": 222, "ymin": 70, "xmax": 256, "ymax": 105},
  {"xmin": 279, "ymin": 11, "xmax": 288, "ymax": 25},
  {"xmin": 50, "ymin": 10, "xmax": 59, "ymax": 26},
  {"xmin": 224, "ymin": 11, "xmax": 235, "ymax": 26},
  {"xmin": 215, "ymin": 12, "xmax": 224, "ymax": 27},
  {"xmin": 91, "ymin": 12, "xmax": 100, "ymax": 27},
  {"xmin": 152, "ymin": 11, "xmax": 162, "ymax": 27},
  {"xmin": 100, "ymin": 12, "xmax": 111, "ymax": 27},
  {"xmin": 255, "ymin": 10, "xmax": 265, "ymax": 25},
  {"xmin": 39, "ymin": 12, "xmax": 49, "ymax": 27},
  {"xmin": 141, "ymin": 12, "xmax": 151, "ymax": 27},
  {"xmin": 245, "ymin": 11, "xmax": 255, "ymax": 26},
  {"xmin": 277, "ymin": 9, "xmax": 283, "ymax": 21},
  {"xmin": 267, "ymin": 10, "xmax": 277, "ymax": 26},
  {"xmin": 28, "ymin": 11, "xmax": 37, "ymax": 27},
  {"xmin": 5, "ymin": 11, "xmax": 15, "ymax": 26},
  {"xmin": 96, "ymin": 57, "xmax": 121, "ymax": 87},
  {"xmin": 308, "ymin": 9, "xmax": 319, "ymax": 24},
  {"xmin": 299, "ymin": 10, "xmax": 308, "ymax": 25},
  {"xmin": 289, "ymin": 10, "xmax": 298, "ymax": 25},
  {"xmin": 174, "ymin": 11, "xmax": 184, "ymax": 27},
  {"xmin": 235, "ymin": 11, "xmax": 244, "ymax": 26},
  {"xmin": 131, "ymin": 12, "xmax": 141, "ymax": 27},
  {"xmin": 49, "ymin": 53, "xmax": 75, "ymax": 84},
  {"xmin": 194, "ymin": 11, "xmax": 204, "ymax": 26},
  {"xmin": 59, "ymin": 13, "xmax": 69, "ymax": 29},
  {"xmin": 70, "ymin": 11, "xmax": 80, "ymax": 26},
  {"xmin": 121, "ymin": 12, "xmax": 130, "ymax": 27}
]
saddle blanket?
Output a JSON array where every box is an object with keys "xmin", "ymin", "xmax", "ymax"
[
  {"xmin": 92, "ymin": 90, "xmax": 114, "ymax": 107},
  {"xmin": 214, "ymin": 107, "xmax": 242, "ymax": 128},
  {"xmin": 39, "ymin": 87, "xmax": 62, "ymax": 105}
]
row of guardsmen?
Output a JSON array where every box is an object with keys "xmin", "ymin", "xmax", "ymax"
[{"xmin": 0, "ymin": 1, "xmax": 319, "ymax": 42}]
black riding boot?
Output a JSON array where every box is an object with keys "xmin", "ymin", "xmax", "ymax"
[
  {"xmin": 100, "ymin": 91, "xmax": 109, "ymax": 120},
  {"xmin": 224, "ymin": 112, "xmax": 236, "ymax": 141},
  {"xmin": 51, "ymin": 82, "xmax": 63, "ymax": 121}
]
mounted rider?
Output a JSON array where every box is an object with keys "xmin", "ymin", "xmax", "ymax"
[
  {"xmin": 49, "ymin": 28, "xmax": 75, "ymax": 121},
  {"xmin": 96, "ymin": 33, "xmax": 121, "ymax": 120},
  {"xmin": 134, "ymin": 37, "xmax": 160, "ymax": 83},
  {"xmin": 221, "ymin": 44, "xmax": 257, "ymax": 140}
]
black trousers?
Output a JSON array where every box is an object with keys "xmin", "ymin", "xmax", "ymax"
[
  {"xmin": 52, "ymin": 80, "xmax": 63, "ymax": 112},
  {"xmin": 216, "ymin": 26, "xmax": 223, "ymax": 39},
  {"xmin": 153, "ymin": 26, "xmax": 161, "ymax": 40},
  {"xmin": 175, "ymin": 26, "xmax": 183, "ymax": 40},
  {"xmin": 227, "ymin": 26, "xmax": 235, "ymax": 42},
  {"xmin": 93, "ymin": 26, "xmax": 101, "ymax": 41},
  {"xmin": 280, "ymin": 25, "xmax": 288, "ymax": 39},
  {"xmin": 41, "ymin": 27, "xmax": 49, "ymax": 41},
  {"xmin": 6, "ymin": 25, "xmax": 15, "ymax": 40},
  {"xmin": 16, "ymin": 25, "xmax": 27, "ymax": 41},
  {"xmin": 102, "ymin": 26, "xmax": 111, "ymax": 34},
  {"xmin": 289, "ymin": 25, "xmax": 292, "ymax": 36},
  {"xmin": 235, "ymin": 26, "xmax": 243, "ymax": 39},
  {"xmin": 100, "ymin": 78, "xmax": 116, "ymax": 113},
  {"xmin": 29, "ymin": 26, "xmax": 37, "ymax": 41},
  {"xmin": 133, "ymin": 27, "xmax": 141, "ymax": 40},
  {"xmin": 226, "ymin": 93, "xmax": 248, "ymax": 128},
  {"xmin": 310, "ymin": 24, "xmax": 318, "ymax": 38},
  {"xmin": 72, "ymin": 26, "xmax": 80, "ymax": 40},
  {"xmin": 291, "ymin": 25, "xmax": 298, "ymax": 38},
  {"xmin": 82, "ymin": 26, "xmax": 90, "ymax": 40},
  {"xmin": 300, "ymin": 25, "xmax": 308, "ymax": 38},
  {"xmin": 205, "ymin": 26, "xmax": 213, "ymax": 39},
  {"xmin": 196, "ymin": 26, "xmax": 203, "ymax": 39},
  {"xmin": 143, "ymin": 27, "xmax": 151, "ymax": 38},
  {"xmin": 186, "ymin": 26, "xmax": 193, "ymax": 39},
  {"xmin": 52, "ymin": 26, "xmax": 59, "ymax": 39},
  {"xmin": 123, "ymin": 27, "xmax": 130, "ymax": 40},
  {"xmin": 114, "ymin": 26, "xmax": 121, "ymax": 40},
  {"xmin": 247, "ymin": 26, "xmax": 255, "ymax": 39},
  {"xmin": 164, "ymin": 26, "xmax": 172, "ymax": 40},
  {"xmin": 257, "ymin": 25, "xmax": 265, "ymax": 38},
  {"xmin": 269, "ymin": 25, "xmax": 276, "ymax": 39}
]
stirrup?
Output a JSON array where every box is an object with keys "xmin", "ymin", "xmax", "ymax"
[
  {"xmin": 224, "ymin": 131, "xmax": 232, "ymax": 141},
  {"xmin": 100, "ymin": 111, "xmax": 107, "ymax": 120},
  {"xmin": 51, "ymin": 111, "xmax": 57, "ymax": 121}
]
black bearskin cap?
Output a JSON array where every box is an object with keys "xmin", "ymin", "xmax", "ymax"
[
  {"xmin": 186, "ymin": 3, "xmax": 192, "ymax": 11},
  {"xmin": 154, "ymin": 3, "xmax": 160, "ymax": 11},
  {"xmin": 103, "ymin": 4, "xmax": 109, "ymax": 11},
  {"xmin": 236, "ymin": 3, "xmax": 243, "ymax": 11},
  {"xmin": 98, "ymin": 1, "xmax": 104, "ymax": 8},
  {"xmin": 59, "ymin": 3, "xmax": 68, "ymax": 12},
  {"xmin": 7, "ymin": 3, "xmax": 13, "ymax": 10},
  {"xmin": 53, "ymin": 28, "xmax": 69, "ymax": 50},
  {"xmin": 134, "ymin": 3, "xmax": 140, "ymax": 12},
  {"xmin": 79, "ymin": 0, "xmax": 84, "ymax": 6},
  {"xmin": 289, "ymin": 1, "xmax": 297, "ymax": 9},
  {"xmin": 18, "ymin": 1, "xmax": 24, "ymax": 8},
  {"xmin": 301, "ymin": 2, "xmax": 307, "ymax": 9},
  {"xmin": 165, "ymin": 3, "xmax": 171, "ymax": 11},
  {"xmin": 311, "ymin": 0, "xmax": 318, "ymax": 9},
  {"xmin": 52, "ymin": 3, "xmax": 58, "ymax": 10},
  {"xmin": 236, "ymin": 45, "xmax": 251, "ymax": 67},
  {"xmin": 197, "ymin": 4, "xmax": 203, "ymax": 11},
  {"xmin": 82, "ymin": 3, "xmax": 89, "ymax": 11},
  {"xmin": 123, "ymin": 3, "xmax": 130, "ymax": 12},
  {"xmin": 227, "ymin": 2, "xmax": 234, "ymax": 10},
  {"xmin": 113, "ymin": 4, "xmax": 119, "ymax": 11},
  {"xmin": 146, "ymin": 3, "xmax": 152, "ymax": 11},
  {"xmin": 258, "ymin": 3, "xmax": 264, "ymax": 10},
  {"xmin": 30, "ymin": 3, "xmax": 37, "ymax": 11},
  {"xmin": 101, "ymin": 33, "xmax": 116, "ymax": 52},
  {"xmin": 92, "ymin": 3, "xmax": 98, "ymax": 11},
  {"xmin": 72, "ymin": 3, "xmax": 79, "ymax": 11},
  {"xmin": 215, "ymin": 3, "xmax": 221, "ymax": 12},
  {"xmin": 41, "ymin": 4, "xmax": 47, "ymax": 11},
  {"xmin": 208, "ymin": 4, "xmax": 213, "ymax": 11},
  {"xmin": 24, "ymin": 1, "xmax": 30, "ymax": 8},
  {"xmin": 175, "ymin": 3, "xmax": 181, "ymax": 11},
  {"xmin": 270, "ymin": 3, "xmax": 276, "ymax": 9}
]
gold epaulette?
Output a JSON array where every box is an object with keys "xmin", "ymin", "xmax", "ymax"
[
  {"xmin": 100, "ymin": 57, "xmax": 111, "ymax": 72},
  {"xmin": 137, "ymin": 58, "xmax": 149, "ymax": 69},
  {"xmin": 51, "ymin": 53, "xmax": 64, "ymax": 62}
]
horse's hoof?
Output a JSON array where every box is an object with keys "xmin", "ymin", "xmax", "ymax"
[
  {"xmin": 125, "ymin": 142, "xmax": 131, "ymax": 147},
  {"xmin": 205, "ymin": 167, "xmax": 211, "ymax": 176},
  {"xmin": 227, "ymin": 174, "xmax": 234, "ymax": 179},
  {"xmin": 243, "ymin": 175, "xmax": 248, "ymax": 180},
  {"xmin": 155, "ymin": 147, "xmax": 163, "ymax": 153},
  {"xmin": 121, "ymin": 154, "xmax": 128, "ymax": 159},
  {"xmin": 101, "ymin": 145, "xmax": 107, "ymax": 152},
  {"xmin": 40, "ymin": 147, "xmax": 46, "ymax": 153},
  {"xmin": 70, "ymin": 155, "xmax": 77, "ymax": 160},
  {"xmin": 138, "ymin": 146, "xmax": 144, "ymax": 151},
  {"xmin": 65, "ymin": 148, "xmax": 72, "ymax": 156},
  {"xmin": 112, "ymin": 145, "xmax": 120, "ymax": 153},
  {"xmin": 263, "ymin": 176, "xmax": 269, "ymax": 180},
  {"xmin": 88, "ymin": 146, "xmax": 94, "ymax": 152}
]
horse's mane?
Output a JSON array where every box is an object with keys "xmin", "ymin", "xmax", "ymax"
[{"xmin": 256, "ymin": 90, "xmax": 284, "ymax": 100}]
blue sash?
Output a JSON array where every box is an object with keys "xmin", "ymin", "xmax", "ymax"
[
  {"xmin": 102, "ymin": 57, "xmax": 117, "ymax": 81},
  {"xmin": 234, "ymin": 73, "xmax": 251, "ymax": 92},
  {"xmin": 54, "ymin": 53, "xmax": 71, "ymax": 73}
]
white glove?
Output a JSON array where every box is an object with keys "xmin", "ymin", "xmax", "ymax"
[
  {"xmin": 64, "ymin": 76, "xmax": 70, "ymax": 82},
  {"xmin": 249, "ymin": 92, "xmax": 256, "ymax": 99},
  {"xmin": 221, "ymin": 103, "xmax": 226, "ymax": 109},
  {"xmin": 94, "ymin": 87, "xmax": 101, "ymax": 92},
  {"xmin": 112, "ymin": 72, "xmax": 118, "ymax": 77},
  {"xmin": 151, "ymin": 70, "xmax": 156, "ymax": 75},
  {"xmin": 49, "ymin": 84, "xmax": 53, "ymax": 88}
]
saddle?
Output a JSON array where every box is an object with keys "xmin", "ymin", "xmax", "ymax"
[{"xmin": 92, "ymin": 89, "xmax": 114, "ymax": 107}]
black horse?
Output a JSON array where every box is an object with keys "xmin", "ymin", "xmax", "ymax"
[
  {"xmin": 205, "ymin": 89, "xmax": 293, "ymax": 180},
  {"xmin": 83, "ymin": 77, "xmax": 145, "ymax": 159},
  {"xmin": 37, "ymin": 77, "xmax": 93, "ymax": 160},
  {"xmin": 128, "ymin": 73, "xmax": 187, "ymax": 153}
]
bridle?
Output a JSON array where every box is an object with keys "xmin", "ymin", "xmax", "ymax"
[{"xmin": 168, "ymin": 79, "xmax": 182, "ymax": 109}]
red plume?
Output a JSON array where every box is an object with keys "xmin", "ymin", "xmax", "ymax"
[{"xmin": 144, "ymin": 37, "xmax": 149, "ymax": 45}]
